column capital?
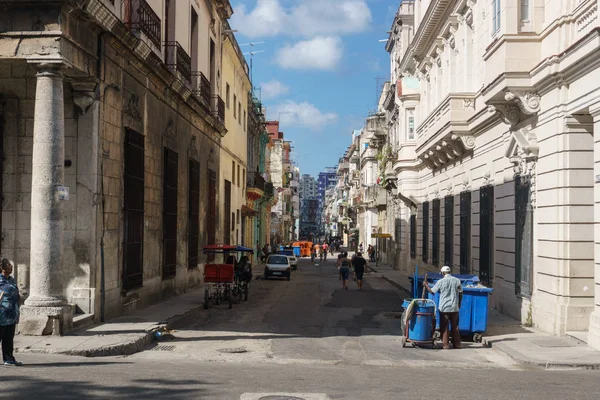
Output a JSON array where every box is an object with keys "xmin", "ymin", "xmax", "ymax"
[{"xmin": 28, "ymin": 60, "xmax": 68, "ymax": 77}]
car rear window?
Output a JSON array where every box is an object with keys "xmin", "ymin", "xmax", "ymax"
[
  {"xmin": 278, "ymin": 250, "xmax": 294, "ymax": 256},
  {"xmin": 268, "ymin": 255, "xmax": 288, "ymax": 265}
]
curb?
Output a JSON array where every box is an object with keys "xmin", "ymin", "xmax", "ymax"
[
  {"xmin": 482, "ymin": 338, "xmax": 600, "ymax": 371},
  {"xmin": 16, "ymin": 328, "xmax": 161, "ymax": 358}
]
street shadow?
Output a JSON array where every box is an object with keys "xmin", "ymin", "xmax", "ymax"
[
  {"xmin": 1, "ymin": 375, "xmax": 213, "ymax": 399},
  {"xmin": 22, "ymin": 361, "xmax": 132, "ymax": 368},
  {"xmin": 166, "ymin": 334, "xmax": 303, "ymax": 342}
]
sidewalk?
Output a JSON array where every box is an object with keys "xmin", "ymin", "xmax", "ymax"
[
  {"xmin": 15, "ymin": 288, "xmax": 204, "ymax": 357},
  {"xmin": 370, "ymin": 263, "xmax": 600, "ymax": 370}
]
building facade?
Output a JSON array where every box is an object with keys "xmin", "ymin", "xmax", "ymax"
[
  {"xmin": 220, "ymin": 24, "xmax": 250, "ymax": 246},
  {"xmin": 330, "ymin": 0, "xmax": 600, "ymax": 350},
  {"xmin": 0, "ymin": 0, "xmax": 269, "ymax": 334}
]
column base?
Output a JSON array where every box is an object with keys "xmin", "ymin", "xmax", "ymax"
[
  {"xmin": 18, "ymin": 305, "xmax": 73, "ymax": 336},
  {"xmin": 589, "ymin": 310, "xmax": 600, "ymax": 351}
]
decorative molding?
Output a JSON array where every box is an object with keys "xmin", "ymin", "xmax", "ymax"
[
  {"xmin": 463, "ymin": 98, "xmax": 475, "ymax": 111},
  {"xmin": 189, "ymin": 135, "xmax": 198, "ymax": 152},
  {"xmin": 163, "ymin": 119, "xmax": 176, "ymax": 138},
  {"xmin": 461, "ymin": 174, "xmax": 471, "ymax": 191},
  {"xmin": 577, "ymin": 4, "xmax": 597, "ymax": 32},
  {"xmin": 446, "ymin": 181, "xmax": 454, "ymax": 196},
  {"xmin": 123, "ymin": 93, "xmax": 142, "ymax": 121},
  {"xmin": 418, "ymin": 134, "xmax": 475, "ymax": 171},
  {"xmin": 504, "ymin": 90, "xmax": 541, "ymax": 115},
  {"xmin": 487, "ymin": 104, "xmax": 521, "ymax": 126},
  {"xmin": 482, "ymin": 170, "xmax": 492, "ymax": 186},
  {"xmin": 454, "ymin": 133, "xmax": 475, "ymax": 150},
  {"xmin": 465, "ymin": 9, "xmax": 474, "ymax": 27}
]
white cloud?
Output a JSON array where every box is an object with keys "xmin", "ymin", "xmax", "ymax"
[
  {"xmin": 260, "ymin": 79, "xmax": 289, "ymax": 100},
  {"xmin": 271, "ymin": 100, "xmax": 338, "ymax": 129},
  {"xmin": 231, "ymin": 0, "xmax": 372, "ymax": 38},
  {"xmin": 276, "ymin": 36, "xmax": 343, "ymax": 70}
]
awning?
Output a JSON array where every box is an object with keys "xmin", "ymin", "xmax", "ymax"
[{"xmin": 241, "ymin": 205, "xmax": 258, "ymax": 217}]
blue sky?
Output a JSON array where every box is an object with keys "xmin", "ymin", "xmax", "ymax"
[{"xmin": 229, "ymin": 0, "xmax": 396, "ymax": 177}]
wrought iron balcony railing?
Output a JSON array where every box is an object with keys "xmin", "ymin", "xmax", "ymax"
[
  {"xmin": 123, "ymin": 0, "xmax": 162, "ymax": 49},
  {"xmin": 165, "ymin": 41, "xmax": 192, "ymax": 84},
  {"xmin": 265, "ymin": 182, "xmax": 274, "ymax": 198},
  {"xmin": 247, "ymin": 172, "xmax": 266, "ymax": 192},
  {"xmin": 211, "ymin": 95, "xmax": 225, "ymax": 123},
  {"xmin": 192, "ymin": 71, "xmax": 211, "ymax": 105}
]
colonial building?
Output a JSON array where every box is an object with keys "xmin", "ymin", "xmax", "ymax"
[
  {"xmin": 245, "ymin": 93, "xmax": 273, "ymax": 254},
  {"xmin": 220, "ymin": 21, "xmax": 250, "ymax": 246},
  {"xmin": 380, "ymin": 0, "xmax": 600, "ymax": 349},
  {"xmin": 0, "ymin": 0, "xmax": 239, "ymax": 334}
]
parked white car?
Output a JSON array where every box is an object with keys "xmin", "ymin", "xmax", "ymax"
[{"xmin": 264, "ymin": 254, "xmax": 292, "ymax": 281}]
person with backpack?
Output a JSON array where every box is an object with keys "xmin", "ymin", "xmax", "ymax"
[{"xmin": 338, "ymin": 252, "xmax": 351, "ymax": 290}]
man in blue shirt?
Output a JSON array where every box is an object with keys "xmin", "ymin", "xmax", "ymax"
[{"xmin": 424, "ymin": 266, "xmax": 463, "ymax": 349}]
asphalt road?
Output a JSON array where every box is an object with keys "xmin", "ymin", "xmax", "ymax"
[{"xmin": 5, "ymin": 256, "xmax": 600, "ymax": 399}]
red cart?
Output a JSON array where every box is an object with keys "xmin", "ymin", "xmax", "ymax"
[{"xmin": 203, "ymin": 244, "xmax": 254, "ymax": 309}]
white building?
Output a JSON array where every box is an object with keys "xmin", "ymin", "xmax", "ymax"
[{"xmin": 380, "ymin": 0, "xmax": 600, "ymax": 349}]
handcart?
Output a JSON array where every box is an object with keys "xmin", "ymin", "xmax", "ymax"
[
  {"xmin": 401, "ymin": 298, "xmax": 437, "ymax": 348},
  {"xmin": 202, "ymin": 244, "xmax": 254, "ymax": 309}
]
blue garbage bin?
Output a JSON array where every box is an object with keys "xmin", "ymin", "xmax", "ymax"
[
  {"xmin": 293, "ymin": 246, "xmax": 301, "ymax": 257},
  {"xmin": 422, "ymin": 285, "xmax": 492, "ymax": 340},
  {"xmin": 402, "ymin": 298, "xmax": 436, "ymax": 344}
]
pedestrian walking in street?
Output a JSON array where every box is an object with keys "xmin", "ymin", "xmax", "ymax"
[
  {"xmin": 352, "ymin": 252, "xmax": 367, "ymax": 290},
  {"xmin": 322, "ymin": 242, "xmax": 329, "ymax": 261},
  {"xmin": 338, "ymin": 253, "xmax": 352, "ymax": 290},
  {"xmin": 0, "ymin": 259, "xmax": 22, "ymax": 366},
  {"xmin": 336, "ymin": 251, "xmax": 346, "ymax": 279},
  {"xmin": 263, "ymin": 243, "xmax": 272, "ymax": 260},
  {"xmin": 367, "ymin": 245, "xmax": 374, "ymax": 262},
  {"xmin": 359, "ymin": 242, "xmax": 364, "ymax": 253},
  {"xmin": 423, "ymin": 266, "xmax": 463, "ymax": 350}
]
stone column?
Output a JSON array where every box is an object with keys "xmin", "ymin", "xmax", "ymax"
[
  {"xmin": 589, "ymin": 105, "xmax": 600, "ymax": 350},
  {"xmin": 20, "ymin": 63, "xmax": 73, "ymax": 335}
]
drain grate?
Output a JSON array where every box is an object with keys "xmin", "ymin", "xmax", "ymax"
[
  {"xmin": 151, "ymin": 345, "xmax": 175, "ymax": 352},
  {"xmin": 217, "ymin": 347, "xmax": 248, "ymax": 354},
  {"xmin": 259, "ymin": 397, "xmax": 306, "ymax": 400}
]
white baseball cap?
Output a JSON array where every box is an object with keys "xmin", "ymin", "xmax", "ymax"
[{"xmin": 441, "ymin": 266, "xmax": 451, "ymax": 273}]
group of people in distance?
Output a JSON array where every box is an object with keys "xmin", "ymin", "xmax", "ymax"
[{"xmin": 336, "ymin": 251, "xmax": 367, "ymax": 291}]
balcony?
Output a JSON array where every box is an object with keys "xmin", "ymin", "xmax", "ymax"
[
  {"xmin": 123, "ymin": 0, "xmax": 162, "ymax": 49},
  {"xmin": 192, "ymin": 72, "xmax": 211, "ymax": 106},
  {"xmin": 366, "ymin": 113, "xmax": 386, "ymax": 137},
  {"xmin": 337, "ymin": 162, "xmax": 350, "ymax": 173},
  {"xmin": 211, "ymin": 95, "xmax": 225, "ymax": 123},
  {"xmin": 165, "ymin": 42, "xmax": 192, "ymax": 84},
  {"xmin": 364, "ymin": 186, "xmax": 387, "ymax": 207},
  {"xmin": 247, "ymin": 172, "xmax": 266, "ymax": 191},
  {"xmin": 415, "ymin": 93, "xmax": 477, "ymax": 170}
]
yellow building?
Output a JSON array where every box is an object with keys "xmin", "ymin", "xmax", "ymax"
[{"xmin": 219, "ymin": 25, "xmax": 251, "ymax": 245}]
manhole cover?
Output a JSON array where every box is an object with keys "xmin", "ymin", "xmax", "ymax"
[
  {"xmin": 150, "ymin": 345, "xmax": 175, "ymax": 351},
  {"xmin": 259, "ymin": 397, "xmax": 306, "ymax": 400},
  {"xmin": 217, "ymin": 347, "xmax": 248, "ymax": 354}
]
